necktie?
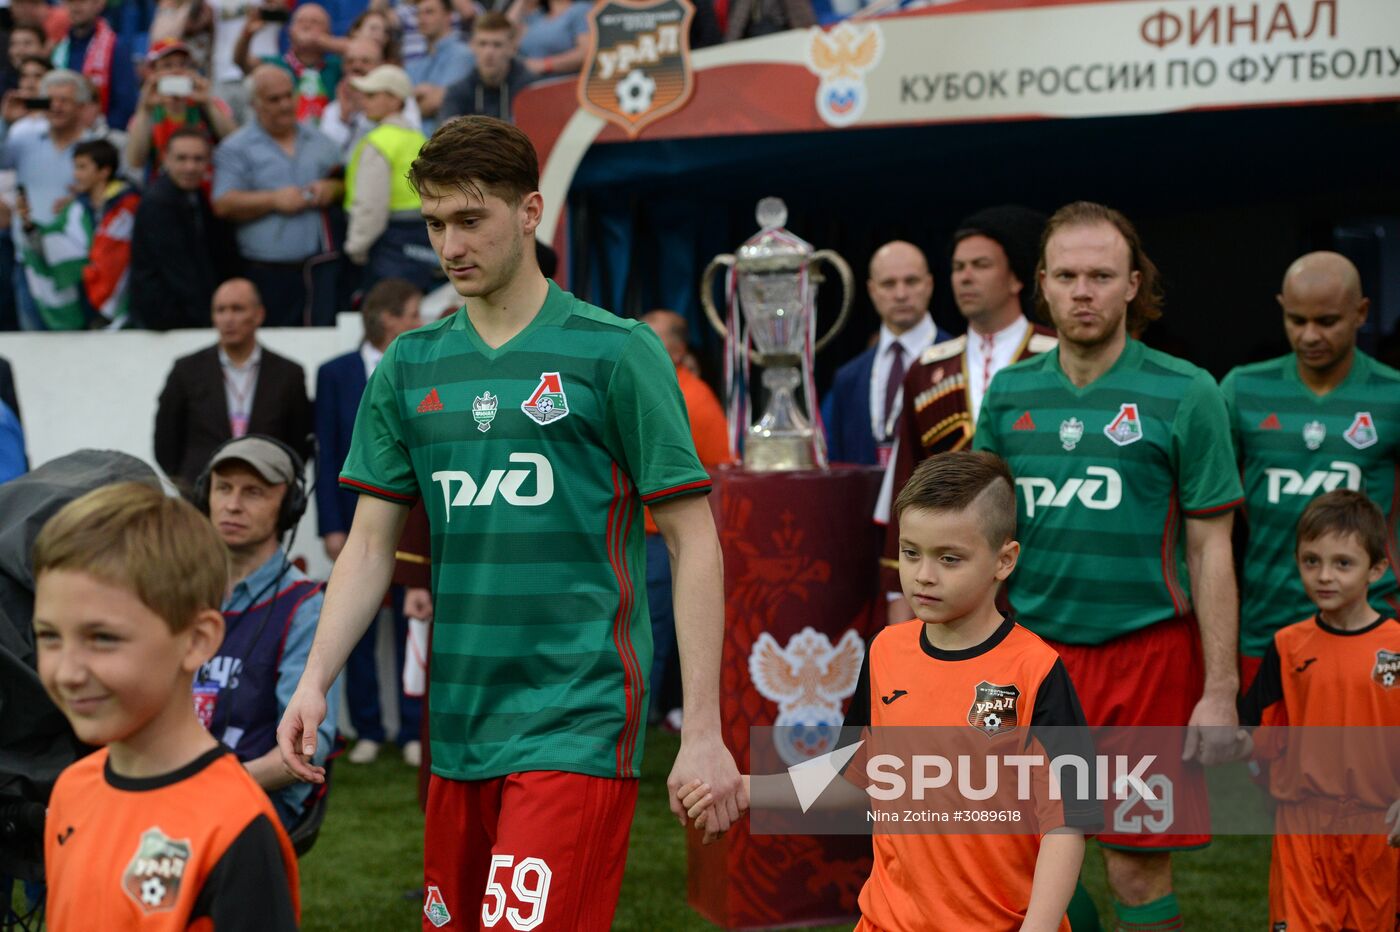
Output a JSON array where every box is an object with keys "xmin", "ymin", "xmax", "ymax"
[
  {"xmin": 883, "ymin": 341, "xmax": 906, "ymax": 438},
  {"xmin": 981, "ymin": 334, "xmax": 996, "ymax": 395}
]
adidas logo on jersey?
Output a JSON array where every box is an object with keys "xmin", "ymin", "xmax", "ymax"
[
  {"xmin": 1013, "ymin": 412, "xmax": 1036, "ymax": 431},
  {"xmin": 417, "ymin": 388, "xmax": 444, "ymax": 413},
  {"xmin": 1015, "ymin": 467, "xmax": 1122, "ymax": 517},
  {"xmin": 1264, "ymin": 461, "xmax": 1360, "ymax": 504},
  {"xmin": 431, "ymin": 454, "xmax": 554, "ymax": 520},
  {"xmin": 1258, "ymin": 413, "xmax": 1281, "ymax": 431}
]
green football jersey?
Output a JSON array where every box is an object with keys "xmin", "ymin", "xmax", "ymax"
[
  {"xmin": 1221, "ymin": 351, "xmax": 1400, "ymax": 658},
  {"xmin": 340, "ymin": 282, "xmax": 711, "ymax": 781},
  {"xmin": 974, "ymin": 338, "xmax": 1243, "ymax": 645}
]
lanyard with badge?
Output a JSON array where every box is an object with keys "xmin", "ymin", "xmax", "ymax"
[{"xmin": 224, "ymin": 361, "xmax": 258, "ymax": 437}]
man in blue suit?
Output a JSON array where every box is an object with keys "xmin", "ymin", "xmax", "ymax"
[
  {"xmin": 821, "ymin": 241, "xmax": 943, "ymax": 466},
  {"xmin": 315, "ymin": 277, "xmax": 424, "ymax": 766}
]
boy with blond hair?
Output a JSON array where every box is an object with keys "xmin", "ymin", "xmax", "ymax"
[
  {"xmin": 34, "ymin": 482, "xmax": 299, "ymax": 930},
  {"xmin": 1237, "ymin": 489, "xmax": 1400, "ymax": 930}
]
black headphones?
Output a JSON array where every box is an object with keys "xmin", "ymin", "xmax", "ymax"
[{"xmin": 194, "ymin": 434, "xmax": 310, "ymax": 535}]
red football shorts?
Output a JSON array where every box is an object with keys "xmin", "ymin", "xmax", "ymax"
[
  {"xmin": 423, "ymin": 771, "xmax": 638, "ymax": 931},
  {"xmin": 1239, "ymin": 653, "xmax": 1264, "ymax": 695},
  {"xmin": 1269, "ymin": 801, "xmax": 1399, "ymax": 930},
  {"xmin": 1046, "ymin": 615, "xmax": 1211, "ymax": 851}
]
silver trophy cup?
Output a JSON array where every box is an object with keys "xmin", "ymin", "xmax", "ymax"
[{"xmin": 701, "ymin": 198, "xmax": 852, "ymax": 471}]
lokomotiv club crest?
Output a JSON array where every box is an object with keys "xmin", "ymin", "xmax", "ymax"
[{"xmin": 578, "ymin": 0, "xmax": 695, "ymax": 137}]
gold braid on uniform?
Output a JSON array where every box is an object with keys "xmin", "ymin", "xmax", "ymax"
[
  {"xmin": 921, "ymin": 414, "xmax": 973, "ymax": 451},
  {"xmin": 913, "ymin": 371, "xmax": 966, "ymax": 413}
]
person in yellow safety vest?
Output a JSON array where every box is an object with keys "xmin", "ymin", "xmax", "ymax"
[{"xmin": 343, "ymin": 64, "xmax": 442, "ymax": 295}]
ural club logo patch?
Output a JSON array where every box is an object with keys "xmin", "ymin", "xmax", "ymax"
[
  {"xmin": 424, "ymin": 884, "xmax": 451, "ymax": 927},
  {"xmin": 1103, "ymin": 403, "xmax": 1143, "ymax": 446},
  {"xmin": 1012, "ymin": 411, "xmax": 1036, "ymax": 431},
  {"xmin": 1059, "ymin": 417, "xmax": 1084, "ymax": 451},
  {"xmin": 416, "ymin": 388, "xmax": 444, "ymax": 414},
  {"xmin": 521, "ymin": 372, "xmax": 570, "ymax": 424},
  {"xmin": 1345, "ymin": 412, "xmax": 1378, "ymax": 450},
  {"xmin": 1303, "ymin": 420, "xmax": 1326, "ymax": 450},
  {"xmin": 122, "ymin": 827, "xmax": 192, "ymax": 913},
  {"xmin": 472, "ymin": 391, "xmax": 499, "ymax": 432},
  {"xmin": 1374, "ymin": 649, "xmax": 1399, "ymax": 688},
  {"xmin": 968, "ymin": 681, "xmax": 1020, "ymax": 738},
  {"xmin": 1258, "ymin": 413, "xmax": 1281, "ymax": 431}
]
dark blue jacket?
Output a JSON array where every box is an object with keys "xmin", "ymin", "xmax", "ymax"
[
  {"xmin": 57, "ymin": 26, "xmax": 137, "ymax": 132},
  {"xmin": 314, "ymin": 349, "xmax": 368, "ymax": 537},
  {"xmin": 821, "ymin": 346, "xmax": 879, "ymax": 466}
]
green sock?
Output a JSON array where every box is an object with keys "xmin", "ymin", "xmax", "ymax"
[
  {"xmin": 1111, "ymin": 893, "xmax": 1182, "ymax": 931},
  {"xmin": 1067, "ymin": 881, "xmax": 1102, "ymax": 931}
]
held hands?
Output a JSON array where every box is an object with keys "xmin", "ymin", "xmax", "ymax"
[
  {"xmin": 678, "ymin": 776, "xmax": 751, "ymax": 845},
  {"xmin": 667, "ymin": 731, "xmax": 744, "ymax": 843},
  {"xmin": 276, "ymin": 684, "xmax": 328, "ymax": 783},
  {"xmin": 1182, "ymin": 690, "xmax": 1240, "ymax": 766}
]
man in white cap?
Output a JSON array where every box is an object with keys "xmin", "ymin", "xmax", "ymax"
[{"xmin": 343, "ymin": 64, "xmax": 439, "ymax": 294}]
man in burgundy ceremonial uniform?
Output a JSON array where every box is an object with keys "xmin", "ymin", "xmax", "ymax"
[{"xmin": 876, "ymin": 206, "xmax": 1055, "ymax": 619}]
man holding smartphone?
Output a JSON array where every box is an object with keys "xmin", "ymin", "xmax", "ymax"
[{"xmin": 126, "ymin": 39, "xmax": 237, "ymax": 183}]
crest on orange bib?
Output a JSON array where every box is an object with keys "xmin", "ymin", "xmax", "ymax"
[
  {"xmin": 968, "ymin": 681, "xmax": 1020, "ymax": 738},
  {"xmin": 1374, "ymin": 649, "xmax": 1399, "ymax": 689},
  {"xmin": 122, "ymin": 827, "xmax": 192, "ymax": 913},
  {"xmin": 578, "ymin": 0, "xmax": 695, "ymax": 137}
]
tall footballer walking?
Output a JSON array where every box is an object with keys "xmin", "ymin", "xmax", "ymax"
[
  {"xmin": 277, "ymin": 117, "xmax": 742, "ymax": 931},
  {"xmin": 975, "ymin": 202, "xmax": 1243, "ymax": 931}
]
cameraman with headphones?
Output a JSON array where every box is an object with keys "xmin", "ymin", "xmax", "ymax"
[{"xmin": 196, "ymin": 434, "xmax": 339, "ymax": 831}]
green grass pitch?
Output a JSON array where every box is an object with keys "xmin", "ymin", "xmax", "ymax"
[{"xmin": 299, "ymin": 728, "xmax": 1270, "ymax": 930}]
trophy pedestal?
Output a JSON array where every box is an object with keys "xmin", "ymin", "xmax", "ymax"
[
  {"xmin": 687, "ymin": 465, "xmax": 884, "ymax": 929},
  {"xmin": 742, "ymin": 432, "xmax": 811, "ymax": 471},
  {"xmin": 743, "ymin": 364, "xmax": 815, "ymax": 471}
]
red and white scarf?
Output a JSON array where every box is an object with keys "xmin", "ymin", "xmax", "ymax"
[{"xmin": 54, "ymin": 18, "xmax": 117, "ymax": 114}]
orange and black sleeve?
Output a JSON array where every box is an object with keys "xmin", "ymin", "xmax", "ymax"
[
  {"xmin": 190, "ymin": 814, "xmax": 298, "ymax": 931},
  {"xmin": 1238, "ymin": 639, "xmax": 1284, "ymax": 728},
  {"xmin": 1029, "ymin": 660, "xmax": 1101, "ymax": 831}
]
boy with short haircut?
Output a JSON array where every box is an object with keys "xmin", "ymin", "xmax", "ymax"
[
  {"xmin": 1237, "ymin": 489, "xmax": 1400, "ymax": 931},
  {"xmin": 34, "ymin": 482, "xmax": 299, "ymax": 930},
  {"xmin": 688, "ymin": 451, "xmax": 1097, "ymax": 931}
]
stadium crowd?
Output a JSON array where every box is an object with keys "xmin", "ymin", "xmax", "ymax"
[{"xmin": 0, "ymin": 0, "xmax": 782, "ymax": 336}]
